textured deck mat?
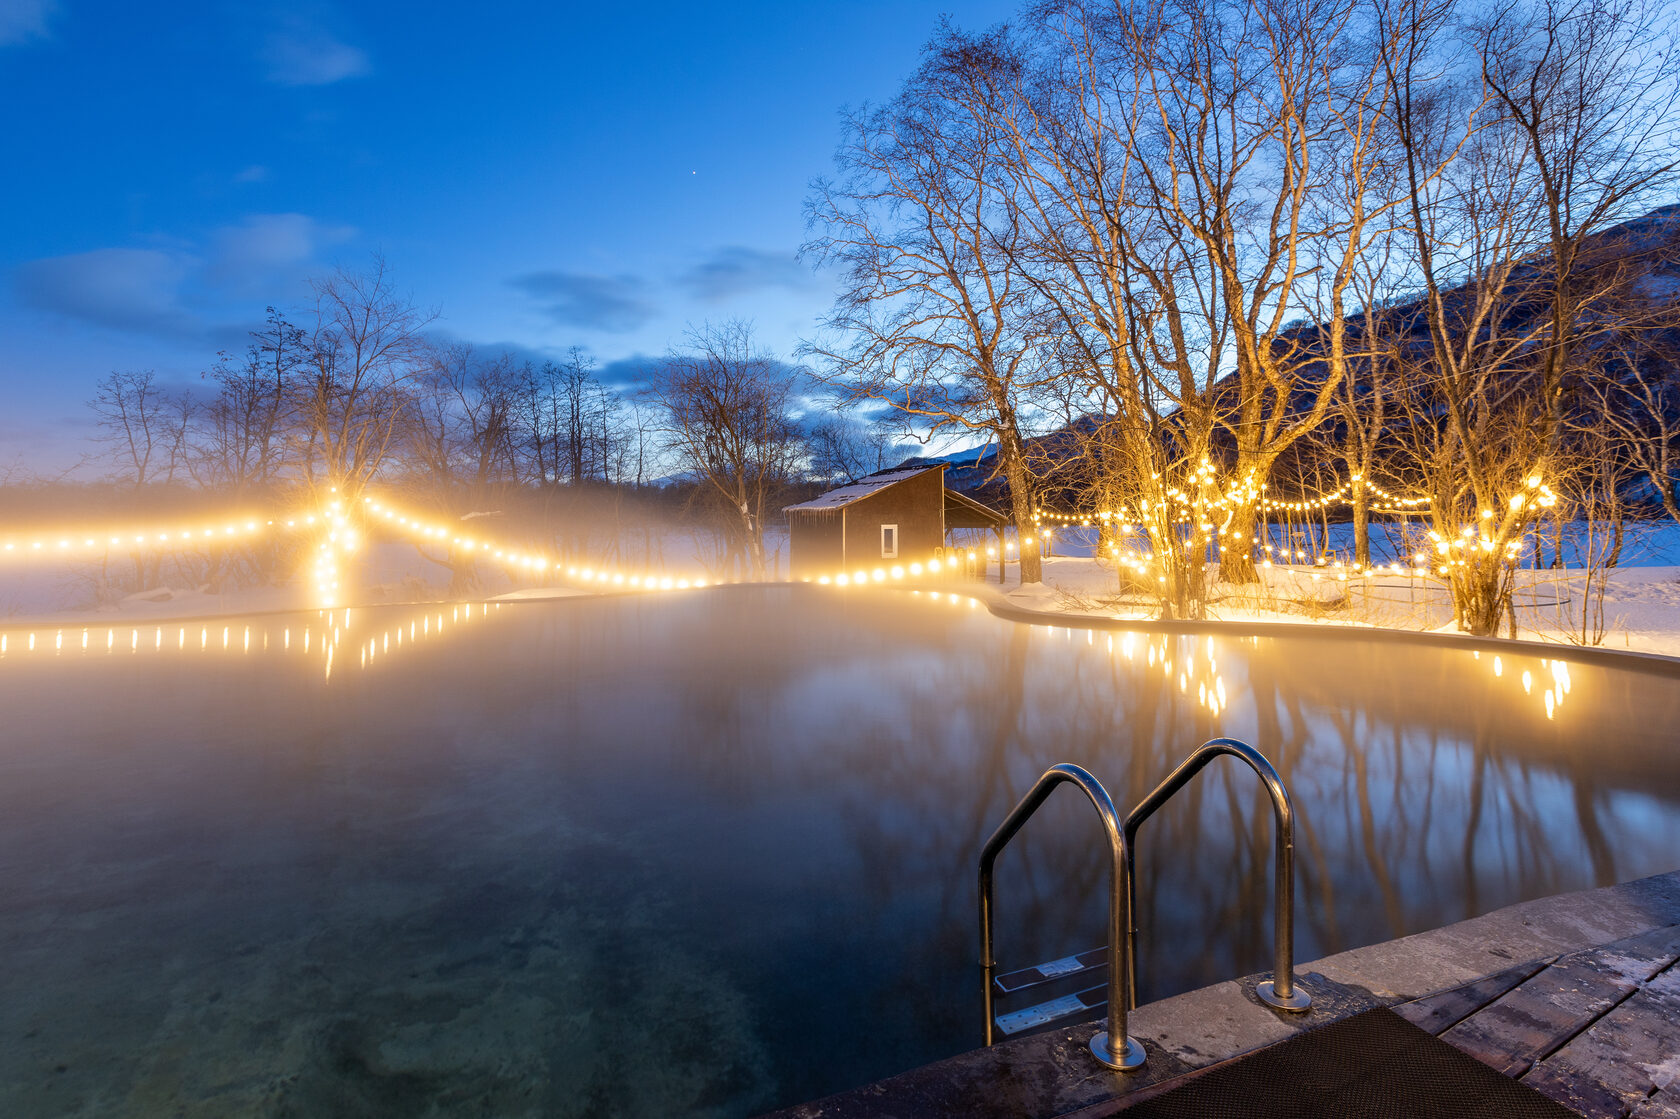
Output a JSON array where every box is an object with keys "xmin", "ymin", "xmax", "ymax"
[{"xmin": 1119, "ymin": 1007, "xmax": 1582, "ymax": 1118}]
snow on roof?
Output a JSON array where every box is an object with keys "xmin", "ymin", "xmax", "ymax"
[{"xmin": 784, "ymin": 466, "xmax": 941, "ymax": 512}]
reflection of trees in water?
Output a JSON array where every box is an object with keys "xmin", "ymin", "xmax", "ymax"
[
  {"xmin": 426, "ymin": 592, "xmax": 1680, "ymax": 1049},
  {"xmin": 1224, "ymin": 639, "xmax": 1673, "ymax": 970},
  {"xmin": 649, "ymin": 597, "xmax": 1680, "ymax": 1011},
  {"xmin": 11, "ymin": 590, "xmax": 1677, "ymax": 1108}
]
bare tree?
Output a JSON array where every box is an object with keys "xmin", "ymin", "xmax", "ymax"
[
  {"xmin": 992, "ymin": 4, "xmax": 1234, "ymax": 616},
  {"xmin": 190, "ymin": 307, "xmax": 304, "ymax": 498},
  {"xmin": 398, "ymin": 341, "xmax": 521, "ymax": 593},
  {"xmin": 402, "ymin": 343, "xmax": 519, "ymax": 500},
  {"xmin": 1586, "ymin": 320, "xmax": 1680, "ymax": 524},
  {"xmin": 1386, "ymin": 0, "xmax": 1679, "ymax": 634},
  {"xmin": 805, "ymin": 25, "xmax": 1049, "ymax": 582},
  {"xmin": 292, "ymin": 256, "xmax": 437, "ymax": 501},
  {"xmin": 1116, "ymin": 0, "xmax": 1409, "ymax": 582},
  {"xmin": 909, "ymin": 0, "xmax": 1400, "ymax": 612},
  {"xmin": 509, "ymin": 348, "xmax": 629, "ymax": 486},
  {"xmin": 88, "ymin": 369, "xmax": 190, "ymax": 487},
  {"xmin": 645, "ymin": 321, "xmax": 804, "ymax": 578},
  {"xmin": 806, "ymin": 409, "xmax": 897, "ymax": 483}
]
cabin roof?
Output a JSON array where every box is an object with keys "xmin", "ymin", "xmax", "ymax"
[
  {"xmin": 944, "ymin": 487, "xmax": 1009, "ymax": 529},
  {"xmin": 783, "ymin": 466, "xmax": 943, "ymax": 512}
]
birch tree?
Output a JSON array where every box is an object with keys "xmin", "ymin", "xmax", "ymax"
[
  {"xmin": 805, "ymin": 25, "xmax": 1049, "ymax": 582},
  {"xmin": 1388, "ymin": 0, "xmax": 1679, "ymax": 633}
]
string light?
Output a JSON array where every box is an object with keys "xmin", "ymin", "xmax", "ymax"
[
  {"xmin": 1034, "ymin": 466, "xmax": 1561, "ymax": 588},
  {"xmin": 363, "ymin": 496, "xmax": 712, "ymax": 596},
  {"xmin": 0, "ymin": 468, "xmax": 1567, "ymax": 617},
  {"xmin": 0, "ymin": 515, "xmax": 284, "ymax": 558}
]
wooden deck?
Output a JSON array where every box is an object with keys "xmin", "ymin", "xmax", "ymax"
[{"xmin": 1392, "ymin": 923, "xmax": 1680, "ymax": 1118}]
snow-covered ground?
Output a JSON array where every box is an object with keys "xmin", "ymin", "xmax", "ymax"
[
  {"xmin": 994, "ymin": 554, "xmax": 1680, "ymax": 657},
  {"xmin": 953, "ymin": 518, "xmax": 1680, "ymax": 657}
]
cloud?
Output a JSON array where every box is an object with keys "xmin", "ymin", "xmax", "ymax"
[
  {"xmin": 233, "ymin": 164, "xmax": 269, "ymax": 184},
  {"xmin": 421, "ymin": 334, "xmax": 561, "ymax": 372},
  {"xmin": 207, "ymin": 212, "xmax": 355, "ymax": 291},
  {"xmin": 676, "ymin": 246, "xmax": 817, "ymax": 303},
  {"xmin": 510, "ymin": 271, "xmax": 655, "ymax": 333},
  {"xmin": 14, "ymin": 249, "xmax": 198, "ymax": 336},
  {"xmin": 14, "ymin": 213, "xmax": 354, "ymax": 339},
  {"xmin": 262, "ymin": 15, "xmax": 369, "ymax": 86},
  {"xmin": 622, "ymin": 351, "xmax": 813, "ymax": 394},
  {"xmin": 417, "ymin": 336, "xmax": 653, "ymax": 390},
  {"xmin": 594, "ymin": 354, "xmax": 660, "ymax": 387},
  {"xmin": 0, "ymin": 0, "xmax": 56, "ymax": 46}
]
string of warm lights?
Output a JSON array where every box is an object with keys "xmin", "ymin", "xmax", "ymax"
[
  {"xmin": 0, "ymin": 514, "xmax": 299, "ymax": 557},
  {"xmin": 0, "ymin": 465, "xmax": 1566, "ymax": 617},
  {"xmin": 361, "ymin": 496, "xmax": 717, "ymax": 592},
  {"xmin": 1033, "ymin": 470, "xmax": 1439, "ymax": 528},
  {"xmin": 0, "ymin": 489, "xmax": 986, "ymax": 608},
  {"xmin": 808, "ymin": 555, "xmax": 956, "ymax": 586},
  {"xmin": 365, "ymin": 496, "xmax": 1018, "ymax": 594},
  {"xmin": 1031, "ymin": 466, "xmax": 1562, "ymax": 587}
]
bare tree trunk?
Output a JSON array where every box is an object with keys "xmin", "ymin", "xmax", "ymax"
[
  {"xmin": 1352, "ymin": 493, "xmax": 1371, "ymax": 569},
  {"xmin": 1001, "ymin": 435, "xmax": 1041, "ymax": 584}
]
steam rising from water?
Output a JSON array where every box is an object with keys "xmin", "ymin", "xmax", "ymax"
[{"xmin": 0, "ymin": 587, "xmax": 1674, "ymax": 1115}]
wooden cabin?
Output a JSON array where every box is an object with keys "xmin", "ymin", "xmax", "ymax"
[{"xmin": 784, "ymin": 464, "xmax": 1009, "ymax": 579}]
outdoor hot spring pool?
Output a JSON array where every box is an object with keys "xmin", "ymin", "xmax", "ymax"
[{"xmin": 2, "ymin": 586, "xmax": 1679, "ymax": 1117}]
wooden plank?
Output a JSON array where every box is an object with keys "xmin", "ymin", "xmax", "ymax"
[
  {"xmin": 1630, "ymin": 1089, "xmax": 1680, "ymax": 1119},
  {"xmin": 1394, "ymin": 958, "xmax": 1554, "ymax": 1036},
  {"xmin": 1441, "ymin": 957, "xmax": 1643, "ymax": 1077},
  {"xmin": 1440, "ymin": 925, "xmax": 1680, "ymax": 1078},
  {"xmin": 1520, "ymin": 964, "xmax": 1680, "ymax": 1119}
]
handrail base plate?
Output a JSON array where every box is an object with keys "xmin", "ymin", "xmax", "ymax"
[
  {"xmin": 1090, "ymin": 1031, "xmax": 1147, "ymax": 1071},
  {"xmin": 1257, "ymin": 979, "xmax": 1313, "ymax": 1012}
]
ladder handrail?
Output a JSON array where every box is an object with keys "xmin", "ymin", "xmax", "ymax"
[
  {"xmin": 1122, "ymin": 738, "xmax": 1312, "ymax": 1013},
  {"xmin": 978, "ymin": 762, "xmax": 1145, "ymax": 1071}
]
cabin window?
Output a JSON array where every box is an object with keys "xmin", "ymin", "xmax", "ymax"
[{"xmin": 881, "ymin": 524, "xmax": 898, "ymax": 558}]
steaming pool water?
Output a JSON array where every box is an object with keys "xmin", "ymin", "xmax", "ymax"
[{"xmin": 1, "ymin": 586, "xmax": 1679, "ymax": 1117}]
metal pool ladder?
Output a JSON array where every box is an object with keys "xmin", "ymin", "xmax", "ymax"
[{"xmin": 978, "ymin": 738, "xmax": 1312, "ymax": 1072}]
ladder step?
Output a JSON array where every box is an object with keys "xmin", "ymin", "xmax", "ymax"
[
  {"xmin": 993, "ymin": 947, "xmax": 1108, "ymax": 996},
  {"xmin": 993, "ymin": 982, "xmax": 1108, "ymax": 1037}
]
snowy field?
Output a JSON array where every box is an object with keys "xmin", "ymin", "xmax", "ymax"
[
  {"xmin": 933, "ymin": 519, "xmax": 1680, "ymax": 659},
  {"xmin": 1008, "ymin": 555, "xmax": 1680, "ymax": 657}
]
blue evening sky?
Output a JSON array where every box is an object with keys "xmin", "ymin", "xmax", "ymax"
[{"xmin": 0, "ymin": 0, "xmax": 1017, "ymax": 474}]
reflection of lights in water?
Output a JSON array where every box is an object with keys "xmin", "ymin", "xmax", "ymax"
[
  {"xmin": 0, "ymin": 603, "xmax": 505, "ymax": 683},
  {"xmin": 1475, "ymin": 649, "xmax": 1572, "ymax": 720},
  {"xmin": 1047, "ymin": 619, "xmax": 1578, "ymax": 724},
  {"xmin": 1013, "ymin": 615, "xmax": 1591, "ymax": 725},
  {"xmin": 1010, "ymin": 620, "xmax": 1233, "ymax": 716}
]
